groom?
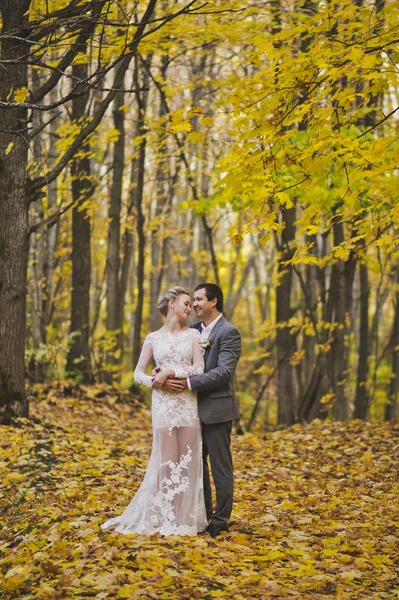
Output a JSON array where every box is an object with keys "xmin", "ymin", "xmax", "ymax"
[{"xmin": 164, "ymin": 283, "xmax": 241, "ymax": 537}]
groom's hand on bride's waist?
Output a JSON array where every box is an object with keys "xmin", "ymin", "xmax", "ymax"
[{"xmin": 161, "ymin": 378, "xmax": 188, "ymax": 392}]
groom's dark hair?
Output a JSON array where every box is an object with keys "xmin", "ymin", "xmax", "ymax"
[{"xmin": 194, "ymin": 283, "xmax": 223, "ymax": 312}]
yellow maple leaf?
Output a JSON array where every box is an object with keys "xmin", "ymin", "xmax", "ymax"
[
  {"xmin": 14, "ymin": 87, "xmax": 28, "ymax": 102},
  {"xmin": 168, "ymin": 110, "xmax": 192, "ymax": 134},
  {"xmin": 186, "ymin": 131, "xmax": 206, "ymax": 144},
  {"xmin": 201, "ymin": 115, "xmax": 215, "ymax": 127}
]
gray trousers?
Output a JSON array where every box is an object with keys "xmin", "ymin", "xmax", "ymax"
[{"xmin": 201, "ymin": 420, "xmax": 233, "ymax": 527}]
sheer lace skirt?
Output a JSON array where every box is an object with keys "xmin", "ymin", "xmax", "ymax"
[{"xmin": 101, "ymin": 421, "xmax": 207, "ymax": 536}]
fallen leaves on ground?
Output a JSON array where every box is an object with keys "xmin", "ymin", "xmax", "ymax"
[{"xmin": 1, "ymin": 383, "xmax": 398, "ymax": 599}]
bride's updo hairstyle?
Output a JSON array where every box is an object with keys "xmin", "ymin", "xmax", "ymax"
[{"xmin": 158, "ymin": 286, "xmax": 190, "ymax": 317}]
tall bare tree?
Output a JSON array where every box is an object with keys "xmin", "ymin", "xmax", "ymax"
[
  {"xmin": 66, "ymin": 57, "xmax": 93, "ymax": 383},
  {"xmin": 104, "ymin": 83, "xmax": 126, "ymax": 384}
]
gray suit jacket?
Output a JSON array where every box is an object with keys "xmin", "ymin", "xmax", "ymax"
[{"xmin": 190, "ymin": 316, "xmax": 241, "ymax": 424}]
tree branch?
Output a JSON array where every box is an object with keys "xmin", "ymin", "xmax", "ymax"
[
  {"xmin": 357, "ymin": 105, "xmax": 399, "ymax": 139},
  {"xmin": 28, "ymin": 0, "xmax": 200, "ymax": 195},
  {"xmin": 1, "ymin": 0, "xmax": 202, "ymax": 113},
  {"xmin": 29, "ymin": 200, "xmax": 74, "ymax": 234},
  {"xmin": 30, "ymin": 1, "xmax": 108, "ymax": 105}
]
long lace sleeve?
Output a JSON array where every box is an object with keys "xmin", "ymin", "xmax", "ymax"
[
  {"xmin": 133, "ymin": 335, "xmax": 154, "ymax": 388},
  {"xmin": 173, "ymin": 330, "xmax": 204, "ymax": 378}
]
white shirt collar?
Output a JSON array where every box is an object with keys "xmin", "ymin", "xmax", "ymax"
[{"xmin": 201, "ymin": 313, "xmax": 223, "ymax": 334}]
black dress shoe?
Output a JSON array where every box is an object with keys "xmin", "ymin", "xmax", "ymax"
[{"xmin": 205, "ymin": 523, "xmax": 229, "ymax": 538}]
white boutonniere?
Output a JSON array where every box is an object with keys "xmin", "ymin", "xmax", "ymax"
[{"xmin": 201, "ymin": 338, "xmax": 213, "ymax": 351}]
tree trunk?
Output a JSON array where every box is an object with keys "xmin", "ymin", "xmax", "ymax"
[
  {"xmin": 132, "ymin": 139, "xmax": 147, "ymax": 367},
  {"xmin": 119, "ymin": 228, "xmax": 134, "ymax": 360},
  {"xmin": 28, "ymin": 76, "xmax": 60, "ymax": 381},
  {"xmin": 150, "ymin": 56, "xmax": 169, "ymax": 331},
  {"xmin": 253, "ymin": 240, "xmax": 273, "ymax": 322},
  {"xmin": 226, "ymin": 255, "xmax": 255, "ymax": 320},
  {"xmin": 29, "ymin": 69, "xmax": 47, "ymax": 381},
  {"xmin": 0, "ymin": 0, "xmax": 30, "ymax": 422},
  {"xmin": 298, "ymin": 231, "xmax": 334, "ymax": 422},
  {"xmin": 385, "ymin": 272, "xmax": 399, "ymax": 421},
  {"xmin": 66, "ymin": 61, "xmax": 93, "ymax": 383},
  {"xmin": 42, "ymin": 87, "xmax": 60, "ymax": 364},
  {"xmin": 354, "ymin": 255, "xmax": 370, "ymax": 419},
  {"xmin": 104, "ymin": 86, "xmax": 125, "ymax": 384},
  {"xmin": 302, "ymin": 256, "xmax": 317, "ymax": 391},
  {"xmin": 131, "ymin": 55, "xmax": 150, "ymax": 367},
  {"xmin": 330, "ymin": 220, "xmax": 350, "ymax": 421},
  {"xmin": 276, "ymin": 205, "xmax": 296, "ymax": 426},
  {"xmin": 299, "ymin": 214, "xmax": 355, "ymax": 421}
]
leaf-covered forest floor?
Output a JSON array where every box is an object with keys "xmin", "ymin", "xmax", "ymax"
[{"xmin": 1, "ymin": 384, "xmax": 398, "ymax": 599}]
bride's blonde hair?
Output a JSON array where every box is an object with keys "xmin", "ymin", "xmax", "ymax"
[{"xmin": 158, "ymin": 286, "xmax": 190, "ymax": 317}]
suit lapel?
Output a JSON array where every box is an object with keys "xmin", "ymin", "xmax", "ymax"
[
  {"xmin": 192, "ymin": 317, "xmax": 225, "ymax": 367},
  {"xmin": 203, "ymin": 316, "xmax": 225, "ymax": 367},
  {"xmin": 208, "ymin": 315, "xmax": 225, "ymax": 344},
  {"xmin": 190, "ymin": 317, "xmax": 224, "ymax": 341}
]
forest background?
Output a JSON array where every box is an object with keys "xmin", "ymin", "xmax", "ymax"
[{"xmin": 1, "ymin": 0, "xmax": 399, "ymax": 430}]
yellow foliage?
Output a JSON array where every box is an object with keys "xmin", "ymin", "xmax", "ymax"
[
  {"xmin": 168, "ymin": 110, "xmax": 192, "ymax": 134},
  {"xmin": 320, "ymin": 393, "xmax": 336, "ymax": 405},
  {"xmin": 13, "ymin": 87, "xmax": 28, "ymax": 102},
  {"xmin": 186, "ymin": 131, "xmax": 206, "ymax": 144},
  {"xmin": 201, "ymin": 115, "xmax": 215, "ymax": 127}
]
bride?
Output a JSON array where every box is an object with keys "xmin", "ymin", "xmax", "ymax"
[{"xmin": 101, "ymin": 286, "xmax": 208, "ymax": 536}]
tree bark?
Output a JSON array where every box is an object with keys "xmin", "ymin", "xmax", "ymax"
[
  {"xmin": 330, "ymin": 220, "xmax": 349, "ymax": 421},
  {"xmin": 385, "ymin": 271, "xmax": 399, "ymax": 421},
  {"xmin": 29, "ymin": 68, "xmax": 47, "ymax": 381},
  {"xmin": 28, "ymin": 78, "xmax": 60, "ymax": 381},
  {"xmin": 302, "ymin": 255, "xmax": 317, "ymax": 391},
  {"xmin": 354, "ymin": 255, "xmax": 370, "ymax": 419},
  {"xmin": 226, "ymin": 255, "xmax": 255, "ymax": 320},
  {"xmin": 66, "ymin": 61, "xmax": 93, "ymax": 383},
  {"xmin": 0, "ymin": 0, "xmax": 31, "ymax": 422},
  {"xmin": 298, "ymin": 231, "xmax": 333, "ymax": 422},
  {"xmin": 150, "ymin": 55, "xmax": 169, "ymax": 331},
  {"xmin": 276, "ymin": 205, "xmax": 296, "ymax": 426},
  {"xmin": 298, "ymin": 212, "xmax": 358, "ymax": 422},
  {"xmin": 131, "ymin": 55, "xmax": 150, "ymax": 367},
  {"xmin": 104, "ymin": 85, "xmax": 125, "ymax": 384},
  {"xmin": 132, "ymin": 136, "xmax": 147, "ymax": 367}
]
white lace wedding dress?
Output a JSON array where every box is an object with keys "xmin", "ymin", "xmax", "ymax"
[{"xmin": 101, "ymin": 328, "xmax": 208, "ymax": 536}]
